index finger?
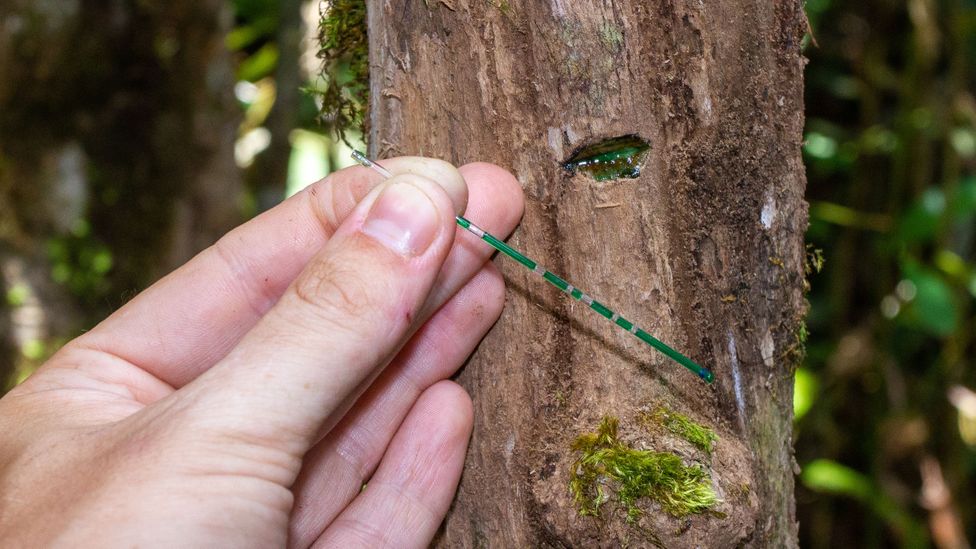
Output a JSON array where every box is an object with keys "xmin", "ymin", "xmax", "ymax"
[
  {"xmin": 63, "ymin": 159, "xmax": 523, "ymax": 389},
  {"xmin": 66, "ymin": 158, "xmax": 465, "ymax": 387}
]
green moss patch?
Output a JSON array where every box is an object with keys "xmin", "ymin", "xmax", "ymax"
[
  {"xmin": 640, "ymin": 406, "xmax": 718, "ymax": 456},
  {"xmin": 569, "ymin": 416, "xmax": 718, "ymax": 522},
  {"xmin": 316, "ymin": 0, "xmax": 369, "ymax": 143}
]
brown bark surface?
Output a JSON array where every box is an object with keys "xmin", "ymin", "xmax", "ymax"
[{"xmin": 369, "ymin": 1, "xmax": 808, "ymax": 546}]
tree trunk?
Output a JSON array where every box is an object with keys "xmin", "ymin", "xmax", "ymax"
[
  {"xmin": 370, "ymin": 1, "xmax": 808, "ymax": 547},
  {"xmin": 248, "ymin": 0, "xmax": 306, "ymax": 212},
  {"xmin": 0, "ymin": 0, "xmax": 242, "ymax": 374}
]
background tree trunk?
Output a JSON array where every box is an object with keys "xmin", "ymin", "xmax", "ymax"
[
  {"xmin": 369, "ymin": 1, "xmax": 808, "ymax": 546},
  {"xmin": 248, "ymin": 0, "xmax": 306, "ymax": 212},
  {"xmin": 0, "ymin": 0, "xmax": 242, "ymax": 386}
]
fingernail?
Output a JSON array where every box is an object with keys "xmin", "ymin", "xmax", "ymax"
[{"xmin": 361, "ymin": 182, "xmax": 439, "ymax": 256}]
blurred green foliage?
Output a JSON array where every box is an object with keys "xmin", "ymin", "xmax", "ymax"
[
  {"xmin": 228, "ymin": 0, "xmax": 283, "ymax": 82},
  {"xmin": 799, "ymin": 0, "xmax": 976, "ymax": 546},
  {"xmin": 227, "ymin": 0, "xmax": 363, "ymax": 181},
  {"xmin": 4, "ymin": 0, "xmax": 974, "ymax": 545},
  {"xmin": 226, "ymin": 0, "xmax": 369, "ymax": 143},
  {"xmin": 802, "ymin": 459, "xmax": 927, "ymax": 546},
  {"xmin": 228, "ymin": 0, "xmax": 319, "ymax": 127},
  {"xmin": 46, "ymin": 220, "xmax": 114, "ymax": 306}
]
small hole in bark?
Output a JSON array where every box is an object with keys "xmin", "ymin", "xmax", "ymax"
[{"xmin": 561, "ymin": 134, "xmax": 651, "ymax": 181}]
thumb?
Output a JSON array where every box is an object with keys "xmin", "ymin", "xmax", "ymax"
[{"xmin": 175, "ymin": 165, "xmax": 466, "ymax": 457}]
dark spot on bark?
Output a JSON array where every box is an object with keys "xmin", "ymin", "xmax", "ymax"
[
  {"xmin": 538, "ymin": 453, "xmax": 557, "ymax": 480},
  {"xmin": 679, "ymin": 14, "xmax": 704, "ymax": 57},
  {"xmin": 658, "ymin": 79, "xmax": 698, "ymax": 133}
]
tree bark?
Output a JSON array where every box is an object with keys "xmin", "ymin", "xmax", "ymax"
[{"xmin": 370, "ymin": 1, "xmax": 808, "ymax": 546}]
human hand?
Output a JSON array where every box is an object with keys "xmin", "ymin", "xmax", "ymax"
[{"xmin": 0, "ymin": 157, "xmax": 524, "ymax": 547}]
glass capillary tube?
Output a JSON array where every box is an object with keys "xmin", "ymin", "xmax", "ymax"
[{"xmin": 350, "ymin": 151, "xmax": 714, "ymax": 384}]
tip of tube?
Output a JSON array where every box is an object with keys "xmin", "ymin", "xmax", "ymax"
[
  {"xmin": 699, "ymin": 369, "xmax": 715, "ymax": 384},
  {"xmin": 351, "ymin": 150, "xmax": 369, "ymax": 165}
]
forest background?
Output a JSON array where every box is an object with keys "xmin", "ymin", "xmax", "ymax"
[{"xmin": 1, "ymin": 0, "xmax": 974, "ymax": 546}]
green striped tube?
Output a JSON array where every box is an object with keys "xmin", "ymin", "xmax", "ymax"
[
  {"xmin": 353, "ymin": 151, "xmax": 714, "ymax": 384},
  {"xmin": 457, "ymin": 215, "xmax": 713, "ymax": 383}
]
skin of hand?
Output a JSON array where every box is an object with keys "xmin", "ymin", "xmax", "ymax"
[{"xmin": 0, "ymin": 158, "xmax": 524, "ymax": 548}]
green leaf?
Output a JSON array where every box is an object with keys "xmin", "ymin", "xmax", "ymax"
[
  {"xmin": 802, "ymin": 459, "xmax": 927, "ymax": 546},
  {"xmin": 794, "ymin": 368, "xmax": 818, "ymax": 421},
  {"xmin": 902, "ymin": 266, "xmax": 959, "ymax": 337},
  {"xmin": 804, "ymin": 132, "xmax": 838, "ymax": 160},
  {"xmin": 237, "ymin": 43, "xmax": 279, "ymax": 82},
  {"xmin": 802, "ymin": 459, "xmax": 872, "ymax": 500},
  {"xmin": 5, "ymin": 283, "xmax": 29, "ymax": 307},
  {"xmin": 90, "ymin": 250, "xmax": 113, "ymax": 275},
  {"xmin": 21, "ymin": 340, "xmax": 45, "ymax": 360},
  {"xmin": 950, "ymin": 177, "xmax": 976, "ymax": 218},
  {"xmin": 896, "ymin": 187, "xmax": 945, "ymax": 245}
]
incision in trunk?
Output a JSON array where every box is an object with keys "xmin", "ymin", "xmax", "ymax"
[{"xmin": 561, "ymin": 135, "xmax": 651, "ymax": 181}]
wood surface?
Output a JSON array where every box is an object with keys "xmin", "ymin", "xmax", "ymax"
[{"xmin": 368, "ymin": 1, "xmax": 809, "ymax": 545}]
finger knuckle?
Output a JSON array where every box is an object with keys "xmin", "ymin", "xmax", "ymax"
[{"xmin": 291, "ymin": 258, "xmax": 378, "ymax": 328}]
